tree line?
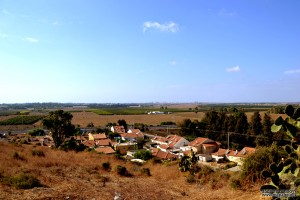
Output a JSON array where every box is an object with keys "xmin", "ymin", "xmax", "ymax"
[{"xmin": 179, "ymin": 110, "xmax": 288, "ymax": 149}]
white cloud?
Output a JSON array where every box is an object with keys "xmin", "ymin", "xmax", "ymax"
[
  {"xmin": 170, "ymin": 60, "xmax": 177, "ymax": 66},
  {"xmin": 284, "ymin": 69, "xmax": 300, "ymax": 74},
  {"xmin": 25, "ymin": 37, "xmax": 39, "ymax": 43},
  {"xmin": 226, "ymin": 65, "xmax": 240, "ymax": 72},
  {"xmin": 219, "ymin": 8, "xmax": 236, "ymax": 17},
  {"xmin": 143, "ymin": 21, "xmax": 179, "ymax": 33}
]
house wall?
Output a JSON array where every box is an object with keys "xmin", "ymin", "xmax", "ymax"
[
  {"xmin": 174, "ymin": 138, "xmax": 190, "ymax": 149},
  {"xmin": 115, "ymin": 144, "xmax": 137, "ymax": 154},
  {"xmin": 203, "ymin": 145, "xmax": 218, "ymax": 154},
  {"xmin": 88, "ymin": 133, "xmax": 94, "ymax": 141}
]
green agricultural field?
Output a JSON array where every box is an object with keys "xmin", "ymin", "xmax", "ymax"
[{"xmin": 0, "ymin": 115, "xmax": 44, "ymax": 125}]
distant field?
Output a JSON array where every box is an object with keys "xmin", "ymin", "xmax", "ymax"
[
  {"xmin": 70, "ymin": 111, "xmax": 204, "ymax": 127},
  {"xmin": 0, "ymin": 115, "xmax": 44, "ymax": 125},
  {"xmin": 70, "ymin": 111, "xmax": 284, "ymax": 128},
  {"xmin": 86, "ymin": 107, "xmax": 191, "ymax": 115}
]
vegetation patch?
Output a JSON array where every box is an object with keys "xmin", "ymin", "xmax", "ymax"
[
  {"xmin": 31, "ymin": 149, "xmax": 45, "ymax": 157},
  {"xmin": 2, "ymin": 173, "xmax": 41, "ymax": 189},
  {"xmin": 0, "ymin": 115, "xmax": 43, "ymax": 125}
]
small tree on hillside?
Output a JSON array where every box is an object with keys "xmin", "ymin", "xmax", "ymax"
[{"xmin": 42, "ymin": 110, "xmax": 75, "ymax": 148}]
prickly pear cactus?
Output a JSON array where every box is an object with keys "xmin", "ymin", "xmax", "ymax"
[{"xmin": 261, "ymin": 105, "xmax": 300, "ymax": 197}]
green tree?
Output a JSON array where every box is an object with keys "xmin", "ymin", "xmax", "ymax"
[
  {"xmin": 134, "ymin": 149, "xmax": 152, "ymax": 161},
  {"xmin": 235, "ymin": 111, "xmax": 248, "ymax": 135},
  {"xmin": 262, "ymin": 113, "xmax": 273, "ymax": 146},
  {"xmin": 42, "ymin": 110, "xmax": 75, "ymax": 148},
  {"xmin": 117, "ymin": 119, "xmax": 128, "ymax": 132},
  {"xmin": 248, "ymin": 111, "xmax": 262, "ymax": 136}
]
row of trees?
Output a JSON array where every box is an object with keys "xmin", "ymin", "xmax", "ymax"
[{"xmin": 179, "ymin": 111, "xmax": 287, "ymax": 149}]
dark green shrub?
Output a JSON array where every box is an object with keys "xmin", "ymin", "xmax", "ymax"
[
  {"xmin": 4, "ymin": 173, "xmax": 41, "ymax": 189},
  {"xmin": 134, "ymin": 149, "xmax": 152, "ymax": 161},
  {"xmin": 31, "ymin": 150, "xmax": 45, "ymax": 157},
  {"xmin": 102, "ymin": 162, "xmax": 111, "ymax": 171},
  {"xmin": 152, "ymin": 157, "xmax": 162, "ymax": 164},
  {"xmin": 115, "ymin": 165, "xmax": 130, "ymax": 176},
  {"xmin": 28, "ymin": 129, "xmax": 45, "ymax": 136}
]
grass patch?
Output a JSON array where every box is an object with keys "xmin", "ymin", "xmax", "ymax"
[
  {"xmin": 2, "ymin": 173, "xmax": 41, "ymax": 189},
  {"xmin": 31, "ymin": 149, "xmax": 45, "ymax": 157}
]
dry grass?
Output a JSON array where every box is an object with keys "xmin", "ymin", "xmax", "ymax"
[
  {"xmin": 0, "ymin": 141, "xmax": 270, "ymax": 200},
  {"xmin": 70, "ymin": 111, "xmax": 204, "ymax": 127}
]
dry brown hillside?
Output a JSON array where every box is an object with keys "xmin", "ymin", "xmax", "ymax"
[{"xmin": 0, "ymin": 141, "xmax": 269, "ymax": 200}]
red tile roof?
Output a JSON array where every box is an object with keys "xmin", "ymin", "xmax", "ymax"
[
  {"xmin": 128, "ymin": 129, "xmax": 143, "ymax": 135},
  {"xmin": 212, "ymin": 148, "xmax": 228, "ymax": 156},
  {"xmin": 96, "ymin": 139, "xmax": 112, "ymax": 146},
  {"xmin": 152, "ymin": 136, "xmax": 169, "ymax": 143},
  {"xmin": 236, "ymin": 147, "xmax": 256, "ymax": 157},
  {"xmin": 92, "ymin": 133, "xmax": 107, "ymax": 140},
  {"xmin": 189, "ymin": 137, "xmax": 212, "ymax": 147},
  {"xmin": 121, "ymin": 133, "xmax": 143, "ymax": 139},
  {"xmin": 152, "ymin": 148, "xmax": 178, "ymax": 160},
  {"xmin": 95, "ymin": 146, "xmax": 115, "ymax": 154},
  {"xmin": 82, "ymin": 140, "xmax": 95, "ymax": 148},
  {"xmin": 113, "ymin": 126, "xmax": 126, "ymax": 133},
  {"xmin": 159, "ymin": 144, "xmax": 171, "ymax": 150}
]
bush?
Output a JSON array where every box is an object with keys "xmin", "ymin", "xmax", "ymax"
[
  {"xmin": 28, "ymin": 129, "xmax": 45, "ymax": 136},
  {"xmin": 4, "ymin": 173, "xmax": 41, "ymax": 189},
  {"xmin": 186, "ymin": 174, "xmax": 196, "ymax": 183},
  {"xmin": 31, "ymin": 150, "xmax": 45, "ymax": 157},
  {"xmin": 241, "ymin": 144, "xmax": 287, "ymax": 183},
  {"xmin": 102, "ymin": 162, "xmax": 111, "ymax": 171},
  {"xmin": 134, "ymin": 149, "xmax": 152, "ymax": 161},
  {"xmin": 140, "ymin": 168, "xmax": 151, "ymax": 176},
  {"xmin": 152, "ymin": 157, "xmax": 162, "ymax": 164},
  {"xmin": 13, "ymin": 152, "xmax": 25, "ymax": 161},
  {"xmin": 230, "ymin": 177, "xmax": 241, "ymax": 190},
  {"xmin": 116, "ymin": 165, "xmax": 127, "ymax": 176}
]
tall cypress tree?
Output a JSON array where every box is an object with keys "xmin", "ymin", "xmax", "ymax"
[
  {"xmin": 262, "ymin": 113, "xmax": 273, "ymax": 146},
  {"xmin": 249, "ymin": 111, "xmax": 262, "ymax": 136}
]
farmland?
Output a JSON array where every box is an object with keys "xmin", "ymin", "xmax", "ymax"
[{"xmin": 0, "ymin": 115, "xmax": 43, "ymax": 125}]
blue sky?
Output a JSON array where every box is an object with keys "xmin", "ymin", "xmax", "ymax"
[{"xmin": 1, "ymin": 0, "xmax": 300, "ymax": 103}]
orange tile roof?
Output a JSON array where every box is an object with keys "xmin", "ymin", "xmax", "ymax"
[
  {"xmin": 113, "ymin": 126, "xmax": 126, "ymax": 133},
  {"xmin": 152, "ymin": 148, "xmax": 177, "ymax": 159},
  {"xmin": 212, "ymin": 148, "xmax": 228, "ymax": 156},
  {"xmin": 95, "ymin": 146, "xmax": 115, "ymax": 154},
  {"xmin": 92, "ymin": 133, "xmax": 107, "ymax": 140},
  {"xmin": 152, "ymin": 136, "xmax": 168, "ymax": 143},
  {"xmin": 96, "ymin": 139, "xmax": 112, "ymax": 146},
  {"xmin": 159, "ymin": 144, "xmax": 171, "ymax": 150},
  {"xmin": 189, "ymin": 137, "xmax": 211, "ymax": 147},
  {"xmin": 82, "ymin": 140, "xmax": 95, "ymax": 148},
  {"xmin": 236, "ymin": 147, "xmax": 256, "ymax": 157}
]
